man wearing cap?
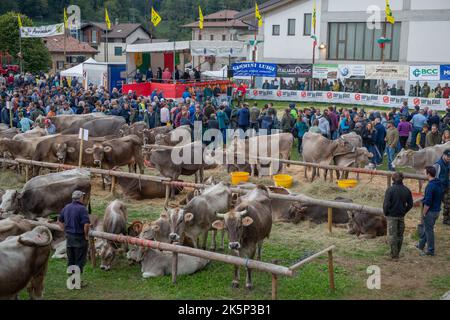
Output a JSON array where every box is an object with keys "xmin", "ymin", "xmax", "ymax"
[
  {"xmin": 44, "ymin": 118, "xmax": 56, "ymax": 135},
  {"xmin": 58, "ymin": 190, "xmax": 91, "ymax": 279},
  {"xmin": 433, "ymin": 149, "xmax": 450, "ymax": 225}
]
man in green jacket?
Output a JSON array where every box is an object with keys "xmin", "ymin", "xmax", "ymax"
[{"xmin": 385, "ymin": 121, "xmax": 399, "ymax": 171}]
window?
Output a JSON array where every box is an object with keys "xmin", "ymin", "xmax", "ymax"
[
  {"xmin": 222, "ymin": 34, "xmax": 226, "ymax": 41},
  {"xmin": 288, "ymin": 19, "xmax": 296, "ymax": 36},
  {"xmin": 327, "ymin": 22, "xmax": 401, "ymax": 61},
  {"xmin": 304, "ymin": 14, "xmax": 312, "ymax": 36},
  {"xmin": 57, "ymin": 61, "xmax": 64, "ymax": 70},
  {"xmin": 92, "ymin": 30, "xmax": 97, "ymax": 43},
  {"xmin": 210, "ymin": 34, "xmax": 214, "ymax": 41},
  {"xmin": 272, "ymin": 24, "xmax": 280, "ymax": 36},
  {"xmin": 114, "ymin": 47, "xmax": 122, "ymax": 56}
]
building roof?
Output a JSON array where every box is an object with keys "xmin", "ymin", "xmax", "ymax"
[
  {"xmin": 235, "ymin": 0, "xmax": 294, "ymax": 19},
  {"xmin": 81, "ymin": 23, "xmax": 151, "ymax": 39},
  {"xmin": 44, "ymin": 35, "xmax": 98, "ymax": 54},
  {"xmin": 182, "ymin": 9, "xmax": 248, "ymax": 29}
]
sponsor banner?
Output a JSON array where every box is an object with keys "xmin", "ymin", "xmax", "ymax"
[
  {"xmin": 338, "ymin": 65, "xmax": 366, "ymax": 79},
  {"xmin": 441, "ymin": 65, "xmax": 450, "ymax": 81},
  {"xmin": 20, "ymin": 23, "xmax": 65, "ymax": 38},
  {"xmin": 409, "ymin": 65, "xmax": 440, "ymax": 81},
  {"xmin": 312, "ymin": 64, "xmax": 339, "ymax": 79},
  {"xmin": 231, "ymin": 62, "xmax": 277, "ymax": 77},
  {"xmin": 247, "ymin": 89, "xmax": 450, "ymax": 111},
  {"xmin": 365, "ymin": 64, "xmax": 409, "ymax": 80},
  {"xmin": 276, "ymin": 64, "xmax": 313, "ymax": 78}
]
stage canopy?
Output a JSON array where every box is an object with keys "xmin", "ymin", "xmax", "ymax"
[{"xmin": 126, "ymin": 41, "xmax": 191, "ymax": 53}]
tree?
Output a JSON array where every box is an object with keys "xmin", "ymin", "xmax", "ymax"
[{"xmin": 0, "ymin": 12, "xmax": 52, "ymax": 73}]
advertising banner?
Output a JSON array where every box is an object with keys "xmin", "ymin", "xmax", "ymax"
[
  {"xmin": 246, "ymin": 89, "xmax": 450, "ymax": 111},
  {"xmin": 231, "ymin": 62, "xmax": 277, "ymax": 77},
  {"xmin": 312, "ymin": 64, "xmax": 339, "ymax": 79},
  {"xmin": 20, "ymin": 23, "xmax": 65, "ymax": 38},
  {"xmin": 277, "ymin": 64, "xmax": 313, "ymax": 78},
  {"xmin": 365, "ymin": 64, "xmax": 409, "ymax": 80},
  {"xmin": 338, "ymin": 65, "xmax": 366, "ymax": 79},
  {"xmin": 440, "ymin": 65, "xmax": 450, "ymax": 81},
  {"xmin": 409, "ymin": 65, "xmax": 440, "ymax": 81}
]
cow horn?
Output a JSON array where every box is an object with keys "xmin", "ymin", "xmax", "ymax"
[
  {"xmin": 216, "ymin": 213, "xmax": 226, "ymax": 219},
  {"xmin": 237, "ymin": 210, "xmax": 247, "ymax": 217},
  {"xmin": 85, "ymin": 148, "xmax": 94, "ymax": 154}
]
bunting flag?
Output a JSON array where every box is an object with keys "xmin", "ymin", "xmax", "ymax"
[
  {"xmin": 64, "ymin": 8, "xmax": 68, "ymax": 29},
  {"xmin": 105, "ymin": 7, "xmax": 111, "ymax": 30},
  {"xmin": 17, "ymin": 14, "xmax": 22, "ymax": 28},
  {"xmin": 255, "ymin": 2, "xmax": 262, "ymax": 27},
  {"xmin": 311, "ymin": 0, "xmax": 317, "ymax": 45},
  {"xmin": 199, "ymin": 6, "xmax": 204, "ymax": 30},
  {"xmin": 385, "ymin": 0, "xmax": 395, "ymax": 24},
  {"xmin": 151, "ymin": 7, "xmax": 162, "ymax": 27}
]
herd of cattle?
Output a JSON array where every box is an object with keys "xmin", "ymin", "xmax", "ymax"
[{"xmin": 0, "ymin": 113, "xmax": 446, "ymax": 299}]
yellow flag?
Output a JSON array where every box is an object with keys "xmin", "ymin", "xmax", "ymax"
[
  {"xmin": 105, "ymin": 7, "xmax": 111, "ymax": 30},
  {"xmin": 199, "ymin": 6, "xmax": 204, "ymax": 30},
  {"xmin": 17, "ymin": 14, "xmax": 22, "ymax": 28},
  {"xmin": 151, "ymin": 7, "xmax": 162, "ymax": 27},
  {"xmin": 385, "ymin": 0, "xmax": 395, "ymax": 24},
  {"xmin": 64, "ymin": 8, "xmax": 68, "ymax": 28},
  {"xmin": 255, "ymin": 2, "xmax": 262, "ymax": 27}
]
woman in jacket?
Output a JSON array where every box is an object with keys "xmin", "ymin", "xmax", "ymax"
[{"xmin": 362, "ymin": 122, "xmax": 379, "ymax": 165}]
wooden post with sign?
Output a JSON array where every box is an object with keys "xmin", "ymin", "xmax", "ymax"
[{"xmin": 78, "ymin": 128, "xmax": 88, "ymax": 167}]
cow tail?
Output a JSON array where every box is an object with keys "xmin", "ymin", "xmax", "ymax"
[{"xmin": 88, "ymin": 201, "xmax": 92, "ymax": 215}]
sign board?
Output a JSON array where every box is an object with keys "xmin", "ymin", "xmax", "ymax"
[
  {"xmin": 277, "ymin": 64, "xmax": 312, "ymax": 78},
  {"xmin": 246, "ymin": 89, "xmax": 449, "ymax": 111},
  {"xmin": 441, "ymin": 65, "xmax": 450, "ymax": 81},
  {"xmin": 312, "ymin": 64, "xmax": 339, "ymax": 79},
  {"xmin": 20, "ymin": 23, "xmax": 65, "ymax": 38},
  {"xmin": 409, "ymin": 65, "xmax": 440, "ymax": 81},
  {"xmin": 78, "ymin": 128, "xmax": 89, "ymax": 141},
  {"xmin": 365, "ymin": 64, "xmax": 409, "ymax": 80},
  {"xmin": 338, "ymin": 65, "xmax": 366, "ymax": 79},
  {"xmin": 232, "ymin": 62, "xmax": 277, "ymax": 77}
]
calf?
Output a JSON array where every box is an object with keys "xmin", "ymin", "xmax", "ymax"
[
  {"xmin": 99, "ymin": 200, "xmax": 128, "ymax": 271},
  {"xmin": 212, "ymin": 186, "xmax": 272, "ymax": 290},
  {"xmin": 348, "ymin": 212, "xmax": 387, "ymax": 239},
  {"xmin": 0, "ymin": 226, "xmax": 53, "ymax": 299},
  {"xmin": 168, "ymin": 182, "xmax": 231, "ymax": 250}
]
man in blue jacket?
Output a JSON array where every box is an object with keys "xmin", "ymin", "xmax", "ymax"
[
  {"xmin": 237, "ymin": 103, "xmax": 250, "ymax": 136},
  {"xmin": 434, "ymin": 149, "xmax": 450, "ymax": 225},
  {"xmin": 418, "ymin": 166, "xmax": 444, "ymax": 256}
]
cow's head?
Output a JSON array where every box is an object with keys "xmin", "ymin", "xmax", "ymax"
[
  {"xmin": 0, "ymin": 190, "xmax": 21, "ymax": 217},
  {"xmin": 166, "ymin": 206, "xmax": 194, "ymax": 244},
  {"xmin": 335, "ymin": 137, "xmax": 356, "ymax": 156},
  {"xmin": 143, "ymin": 214, "xmax": 171, "ymax": 244},
  {"xmin": 392, "ymin": 149, "xmax": 413, "ymax": 168},
  {"xmin": 119, "ymin": 124, "xmax": 130, "ymax": 137},
  {"xmin": 212, "ymin": 208, "xmax": 253, "ymax": 251},
  {"xmin": 85, "ymin": 143, "xmax": 113, "ymax": 167},
  {"xmin": 127, "ymin": 221, "xmax": 143, "ymax": 237},
  {"xmin": 18, "ymin": 226, "xmax": 53, "ymax": 247},
  {"xmin": 99, "ymin": 241, "xmax": 116, "ymax": 271},
  {"xmin": 126, "ymin": 244, "xmax": 143, "ymax": 265},
  {"xmin": 54, "ymin": 143, "xmax": 75, "ymax": 163}
]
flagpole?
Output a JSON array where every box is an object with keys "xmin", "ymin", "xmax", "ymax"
[
  {"xmin": 105, "ymin": 28, "xmax": 109, "ymax": 62},
  {"xmin": 64, "ymin": 25, "xmax": 67, "ymax": 69},
  {"xmin": 381, "ymin": 17, "xmax": 387, "ymax": 64},
  {"xmin": 19, "ymin": 28, "xmax": 23, "ymax": 74},
  {"xmin": 311, "ymin": 3, "xmax": 316, "ymax": 91}
]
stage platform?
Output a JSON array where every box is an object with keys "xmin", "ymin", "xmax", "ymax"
[{"xmin": 122, "ymin": 80, "xmax": 231, "ymax": 99}]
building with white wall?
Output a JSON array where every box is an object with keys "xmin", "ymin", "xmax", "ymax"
[{"xmin": 236, "ymin": 0, "xmax": 450, "ymax": 65}]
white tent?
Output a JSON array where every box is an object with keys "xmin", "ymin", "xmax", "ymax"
[
  {"xmin": 60, "ymin": 58, "xmax": 97, "ymax": 78},
  {"xmin": 202, "ymin": 66, "xmax": 250, "ymax": 80}
]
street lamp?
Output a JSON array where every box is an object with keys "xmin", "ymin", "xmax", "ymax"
[{"xmin": 319, "ymin": 42, "xmax": 326, "ymax": 50}]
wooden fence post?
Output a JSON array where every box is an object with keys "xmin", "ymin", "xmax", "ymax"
[
  {"xmin": 25, "ymin": 165, "xmax": 29, "ymax": 182},
  {"xmin": 172, "ymin": 242, "xmax": 179, "ymax": 284},
  {"xmin": 165, "ymin": 184, "xmax": 171, "ymax": 208},
  {"xmin": 328, "ymin": 207, "xmax": 333, "ymax": 234},
  {"xmin": 111, "ymin": 176, "xmax": 116, "ymax": 195},
  {"xmin": 328, "ymin": 250, "xmax": 335, "ymax": 291}
]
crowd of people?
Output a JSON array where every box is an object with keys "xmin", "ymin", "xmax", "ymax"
[{"xmin": 261, "ymin": 77, "xmax": 450, "ymax": 98}]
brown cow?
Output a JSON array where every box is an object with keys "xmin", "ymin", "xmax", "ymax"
[
  {"xmin": 212, "ymin": 185, "xmax": 272, "ymax": 290},
  {"xmin": 0, "ymin": 226, "xmax": 53, "ymax": 299},
  {"xmin": 348, "ymin": 212, "xmax": 387, "ymax": 238},
  {"xmin": 85, "ymin": 135, "xmax": 144, "ymax": 174},
  {"xmin": 142, "ymin": 126, "xmax": 174, "ymax": 145},
  {"xmin": 119, "ymin": 122, "xmax": 148, "ymax": 143},
  {"xmin": 115, "ymin": 175, "xmax": 182, "ymax": 200}
]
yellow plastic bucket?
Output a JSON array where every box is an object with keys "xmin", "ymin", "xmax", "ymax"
[
  {"xmin": 337, "ymin": 179, "xmax": 358, "ymax": 189},
  {"xmin": 273, "ymin": 174, "xmax": 294, "ymax": 189},
  {"xmin": 230, "ymin": 172, "xmax": 250, "ymax": 185}
]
